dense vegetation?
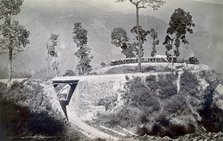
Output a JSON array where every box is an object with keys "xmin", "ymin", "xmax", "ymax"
[
  {"xmin": 0, "ymin": 80, "xmax": 89, "ymax": 141},
  {"xmin": 98, "ymin": 70, "xmax": 223, "ymax": 138}
]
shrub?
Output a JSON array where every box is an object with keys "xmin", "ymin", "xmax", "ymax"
[
  {"xmin": 179, "ymin": 70, "xmax": 200, "ymax": 96},
  {"xmin": 198, "ymin": 70, "xmax": 223, "ymax": 132},
  {"xmin": 100, "ymin": 106, "xmax": 144, "ymax": 128},
  {"xmin": 63, "ymin": 70, "xmax": 76, "ymax": 76},
  {"xmin": 145, "ymin": 75, "xmax": 158, "ymax": 91},
  {"xmin": 164, "ymin": 95, "xmax": 187, "ymax": 115},
  {"xmin": 157, "ymin": 74, "xmax": 178, "ymax": 99},
  {"xmin": 98, "ymin": 70, "xmax": 223, "ymax": 138},
  {"xmin": 0, "ymin": 80, "xmax": 67, "ymax": 137},
  {"xmin": 100, "ymin": 62, "xmax": 106, "ymax": 67},
  {"xmin": 97, "ymin": 96, "xmax": 117, "ymax": 111}
]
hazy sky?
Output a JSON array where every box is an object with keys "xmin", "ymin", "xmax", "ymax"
[
  {"xmin": 0, "ymin": 0, "xmax": 223, "ymax": 75},
  {"xmin": 22, "ymin": 0, "xmax": 223, "ymax": 12},
  {"xmin": 194, "ymin": 0, "xmax": 223, "ymax": 4},
  {"xmin": 21, "ymin": 0, "xmax": 223, "ymax": 24}
]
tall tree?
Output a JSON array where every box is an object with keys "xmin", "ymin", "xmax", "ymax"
[
  {"xmin": 46, "ymin": 34, "xmax": 60, "ymax": 77},
  {"xmin": 0, "ymin": 0, "xmax": 30, "ymax": 84},
  {"xmin": 117, "ymin": 0, "xmax": 165, "ymax": 71},
  {"xmin": 163, "ymin": 8, "xmax": 195, "ymax": 61},
  {"xmin": 148, "ymin": 28, "xmax": 159, "ymax": 57},
  {"xmin": 130, "ymin": 25, "xmax": 150, "ymax": 57},
  {"xmin": 111, "ymin": 27, "xmax": 136, "ymax": 58},
  {"xmin": 73, "ymin": 23, "xmax": 93, "ymax": 75}
]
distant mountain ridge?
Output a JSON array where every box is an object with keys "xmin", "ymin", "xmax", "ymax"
[{"xmin": 0, "ymin": 0, "xmax": 222, "ymax": 75}]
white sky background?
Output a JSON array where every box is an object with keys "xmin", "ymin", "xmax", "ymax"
[
  {"xmin": 1, "ymin": 0, "xmax": 223, "ymax": 74},
  {"xmin": 194, "ymin": 0, "xmax": 223, "ymax": 4},
  {"xmin": 23, "ymin": 0, "xmax": 223, "ymax": 12},
  {"xmin": 22, "ymin": 0, "xmax": 223, "ymax": 23},
  {"xmin": 21, "ymin": 0, "xmax": 223, "ymax": 37}
]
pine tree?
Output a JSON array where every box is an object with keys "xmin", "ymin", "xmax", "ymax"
[
  {"xmin": 73, "ymin": 23, "xmax": 93, "ymax": 75},
  {"xmin": 0, "ymin": 0, "xmax": 30, "ymax": 84}
]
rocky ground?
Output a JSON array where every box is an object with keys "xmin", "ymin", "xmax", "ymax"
[{"xmin": 132, "ymin": 132, "xmax": 223, "ymax": 141}]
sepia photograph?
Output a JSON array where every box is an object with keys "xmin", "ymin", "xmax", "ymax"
[{"xmin": 0, "ymin": 0, "xmax": 223, "ymax": 140}]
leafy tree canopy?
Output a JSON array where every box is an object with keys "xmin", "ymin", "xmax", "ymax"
[
  {"xmin": 167, "ymin": 8, "xmax": 195, "ymax": 44},
  {"xmin": 73, "ymin": 22, "xmax": 93, "ymax": 75},
  {"xmin": 149, "ymin": 28, "xmax": 159, "ymax": 57},
  {"xmin": 111, "ymin": 27, "xmax": 129, "ymax": 47},
  {"xmin": 163, "ymin": 8, "xmax": 195, "ymax": 57},
  {"xmin": 73, "ymin": 22, "xmax": 88, "ymax": 47},
  {"xmin": 131, "ymin": 25, "xmax": 149, "ymax": 44},
  {"xmin": 0, "ymin": 0, "xmax": 23, "ymax": 18},
  {"xmin": 47, "ymin": 34, "xmax": 59, "ymax": 57}
]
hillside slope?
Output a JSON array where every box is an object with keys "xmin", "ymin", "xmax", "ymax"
[
  {"xmin": 58, "ymin": 65, "xmax": 223, "ymax": 140},
  {"xmin": 0, "ymin": 80, "xmax": 90, "ymax": 141}
]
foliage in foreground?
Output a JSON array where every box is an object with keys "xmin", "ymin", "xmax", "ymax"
[
  {"xmin": 0, "ymin": 80, "xmax": 89, "ymax": 141},
  {"xmin": 0, "ymin": 80, "xmax": 65, "ymax": 137},
  {"xmin": 98, "ymin": 70, "xmax": 223, "ymax": 138}
]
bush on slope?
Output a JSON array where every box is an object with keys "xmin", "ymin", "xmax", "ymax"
[
  {"xmin": 0, "ymin": 80, "xmax": 67, "ymax": 137},
  {"xmin": 98, "ymin": 70, "xmax": 223, "ymax": 138},
  {"xmin": 0, "ymin": 80, "xmax": 91, "ymax": 141}
]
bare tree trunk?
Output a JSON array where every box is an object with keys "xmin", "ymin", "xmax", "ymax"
[
  {"xmin": 54, "ymin": 57, "xmax": 59, "ymax": 77},
  {"xmin": 8, "ymin": 48, "xmax": 13, "ymax": 85},
  {"xmin": 136, "ymin": 5, "xmax": 142, "ymax": 72}
]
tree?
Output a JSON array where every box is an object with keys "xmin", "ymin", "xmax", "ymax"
[
  {"xmin": 111, "ymin": 27, "xmax": 129, "ymax": 48},
  {"xmin": 117, "ymin": 0, "xmax": 165, "ymax": 71},
  {"xmin": 73, "ymin": 23, "xmax": 93, "ymax": 75},
  {"xmin": 111, "ymin": 27, "xmax": 136, "ymax": 58},
  {"xmin": 0, "ymin": 0, "xmax": 30, "ymax": 84},
  {"xmin": 148, "ymin": 28, "xmax": 159, "ymax": 57},
  {"xmin": 46, "ymin": 34, "xmax": 60, "ymax": 77},
  {"xmin": 130, "ymin": 25, "xmax": 150, "ymax": 57},
  {"xmin": 163, "ymin": 8, "xmax": 195, "ymax": 60},
  {"xmin": 111, "ymin": 26, "xmax": 158, "ymax": 58}
]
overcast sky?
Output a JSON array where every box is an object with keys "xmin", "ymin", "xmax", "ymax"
[
  {"xmin": 21, "ymin": 0, "xmax": 223, "ymax": 23},
  {"xmin": 22, "ymin": 0, "xmax": 223, "ymax": 13},
  {"xmin": 0, "ymin": 0, "xmax": 223, "ymax": 75}
]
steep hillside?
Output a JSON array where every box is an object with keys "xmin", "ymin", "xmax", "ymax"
[
  {"xmin": 1, "ymin": 64, "xmax": 223, "ymax": 140},
  {"xmin": 0, "ymin": 80, "xmax": 90, "ymax": 141},
  {"xmin": 60, "ymin": 66, "xmax": 223, "ymax": 139},
  {"xmin": 93, "ymin": 70, "xmax": 223, "ymax": 139}
]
